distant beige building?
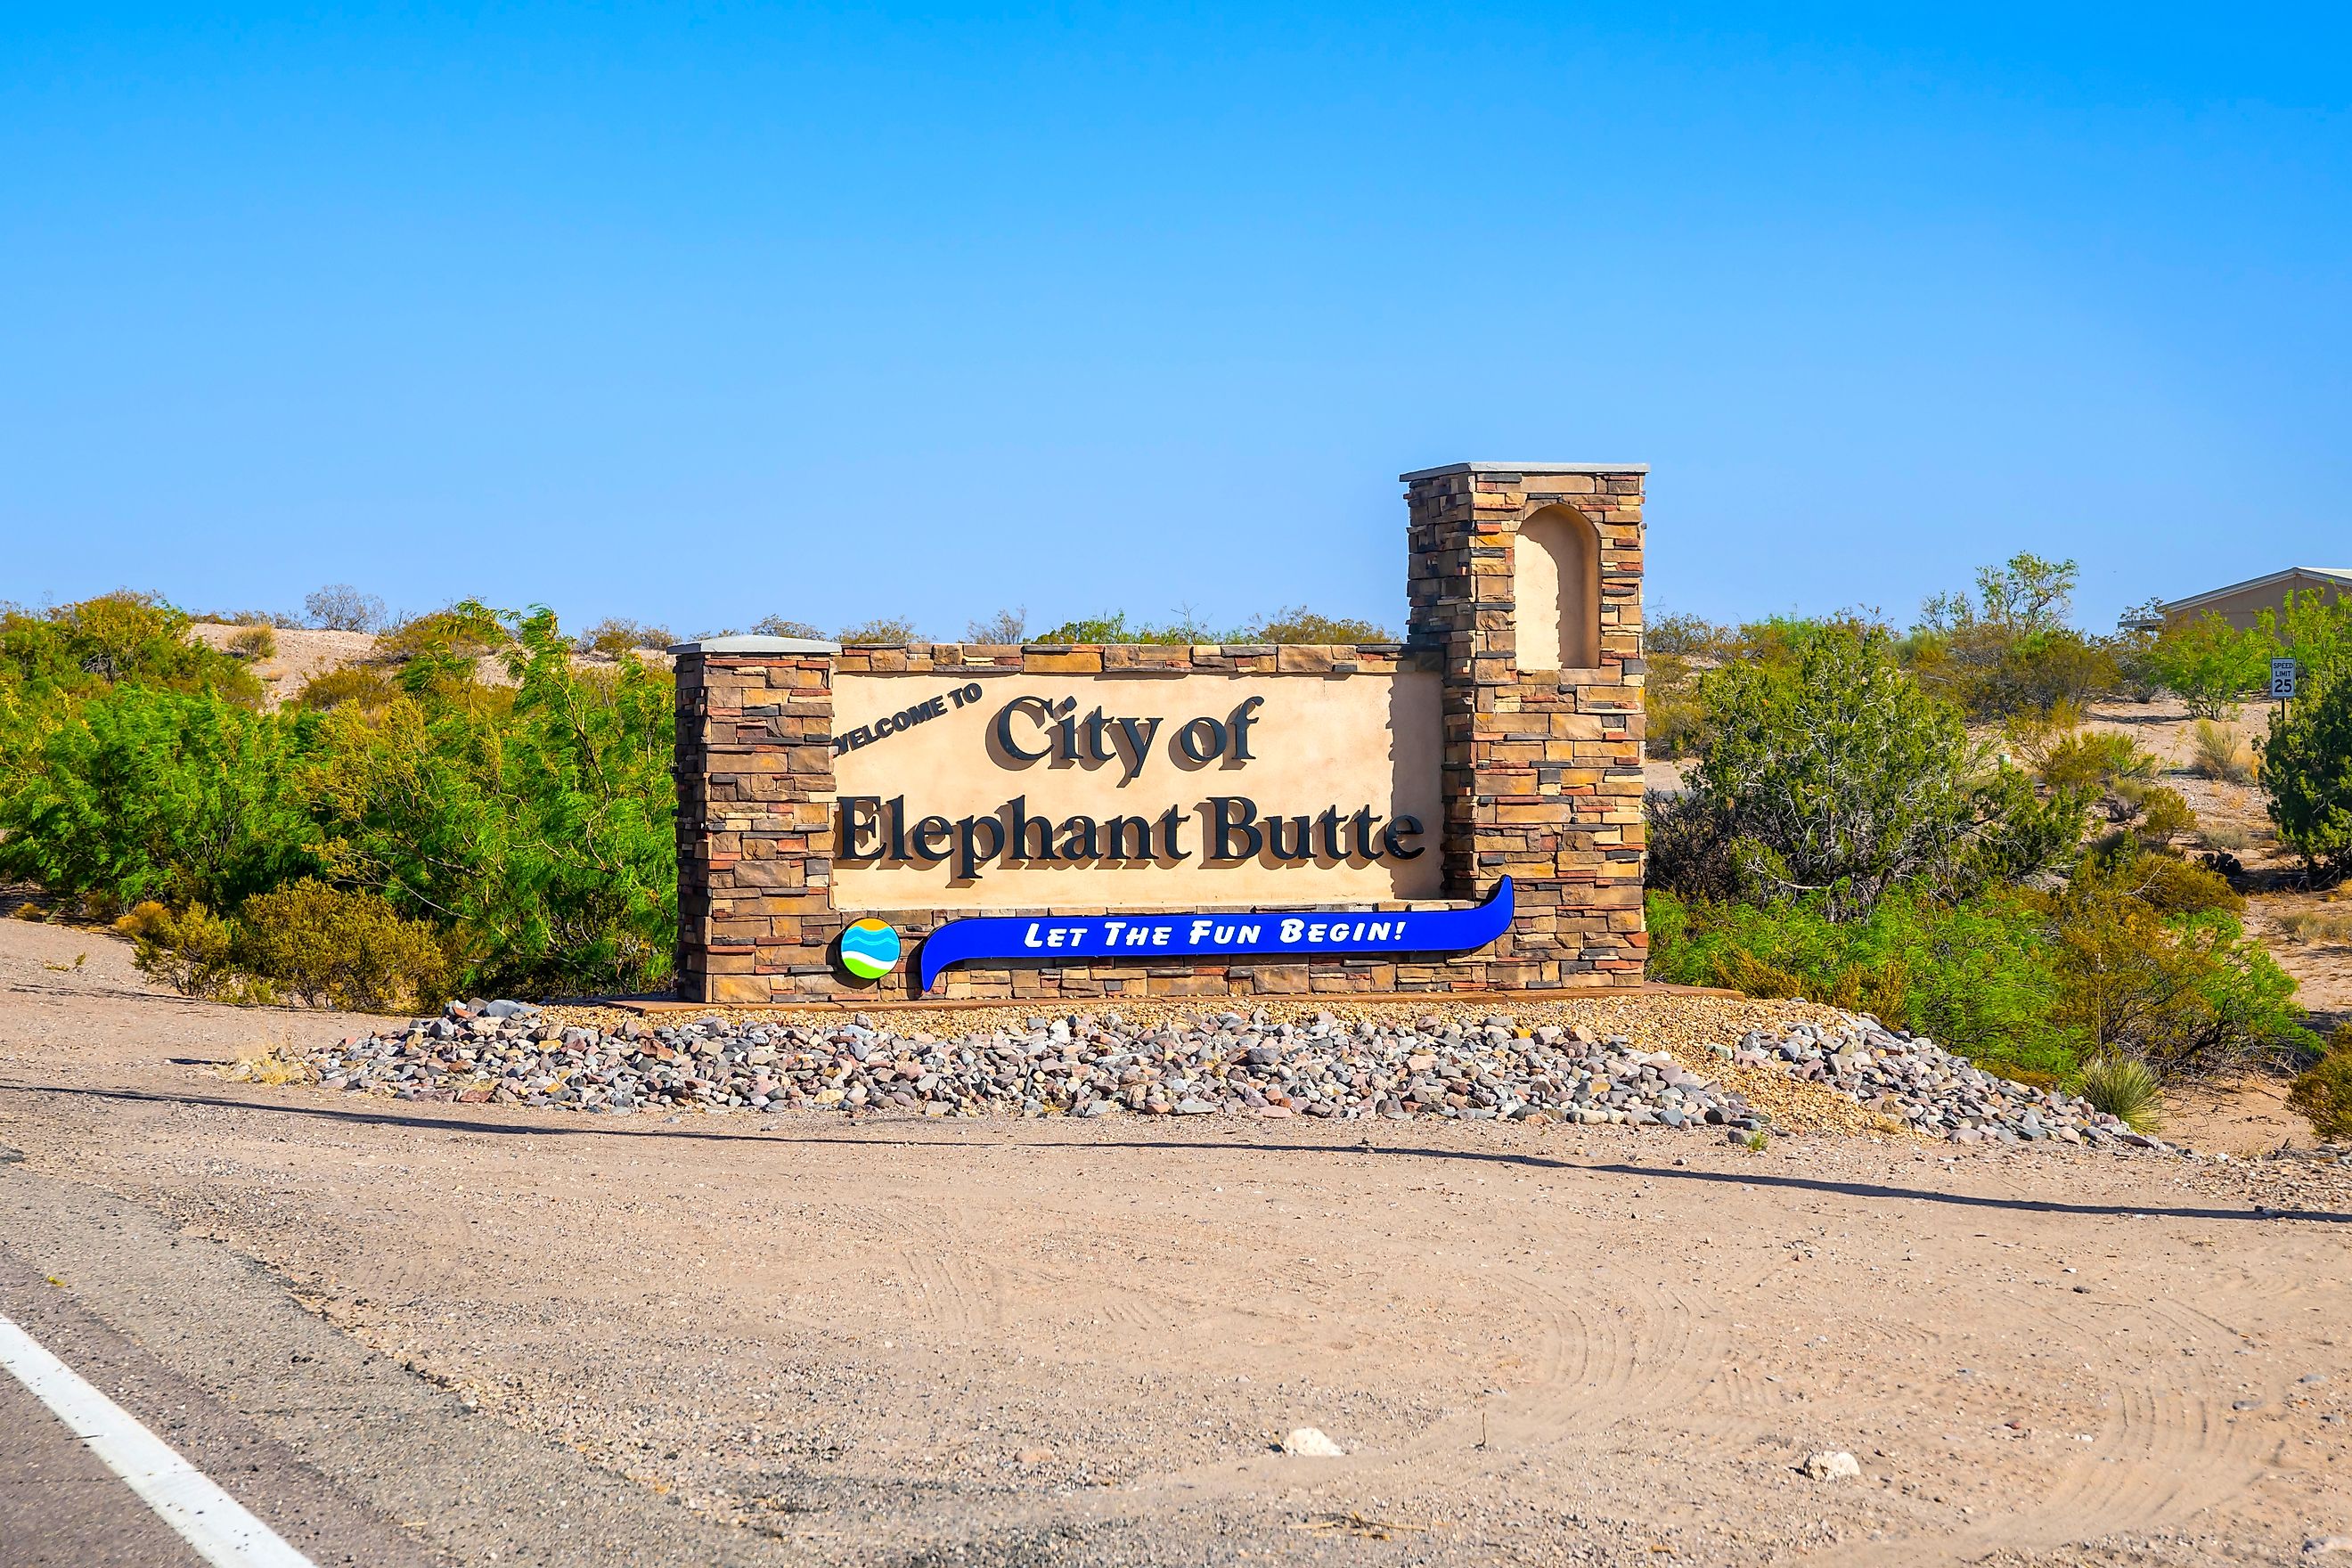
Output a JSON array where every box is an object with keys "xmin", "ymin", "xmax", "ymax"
[{"xmin": 2143, "ymin": 567, "xmax": 2352, "ymax": 631}]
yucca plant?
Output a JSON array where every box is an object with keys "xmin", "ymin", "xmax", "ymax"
[{"xmin": 2077, "ymin": 1053, "xmax": 2164, "ymax": 1131}]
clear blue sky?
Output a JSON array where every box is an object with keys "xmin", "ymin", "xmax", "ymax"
[{"xmin": 4, "ymin": 4, "xmax": 2347, "ymax": 639}]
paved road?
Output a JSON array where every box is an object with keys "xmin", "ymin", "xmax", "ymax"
[{"xmin": 0, "ymin": 1162, "xmax": 772, "ymax": 1568}]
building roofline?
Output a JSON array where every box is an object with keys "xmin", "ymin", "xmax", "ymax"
[{"xmin": 2160, "ymin": 566, "xmax": 2352, "ymax": 614}]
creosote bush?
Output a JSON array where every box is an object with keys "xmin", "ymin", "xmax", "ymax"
[
  {"xmin": 2288, "ymin": 1026, "xmax": 2352, "ymax": 1141},
  {"xmin": 225, "ymin": 625, "xmax": 276, "ymax": 661},
  {"xmin": 117, "ymin": 900, "xmax": 246, "ymax": 999},
  {"xmin": 233, "ymin": 879, "xmax": 450, "ymax": 1012}
]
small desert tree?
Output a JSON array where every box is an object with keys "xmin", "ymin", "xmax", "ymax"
[
  {"xmin": 306, "ymin": 584, "xmax": 388, "ymax": 633},
  {"xmin": 2143, "ymin": 611, "xmax": 2271, "ymax": 718}
]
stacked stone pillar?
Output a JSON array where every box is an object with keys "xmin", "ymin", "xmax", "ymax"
[
  {"xmin": 1401, "ymin": 461, "xmax": 1647, "ymax": 988},
  {"xmin": 672, "ymin": 635, "xmax": 845, "ymax": 1003}
]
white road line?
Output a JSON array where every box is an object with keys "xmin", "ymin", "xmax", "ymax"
[{"xmin": 0, "ymin": 1313, "xmax": 319, "ymax": 1568}]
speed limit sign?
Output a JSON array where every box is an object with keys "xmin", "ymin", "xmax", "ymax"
[{"xmin": 2272, "ymin": 657, "xmax": 2299, "ymax": 700}]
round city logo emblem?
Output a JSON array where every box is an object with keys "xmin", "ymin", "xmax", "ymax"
[{"xmin": 838, "ymin": 919, "xmax": 902, "ymax": 981}]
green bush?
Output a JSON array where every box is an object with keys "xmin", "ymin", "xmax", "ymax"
[
  {"xmin": 2261, "ymin": 672, "xmax": 2352, "ymax": 882},
  {"xmin": 1031, "ymin": 607, "xmax": 1391, "ymax": 645},
  {"xmin": 1237, "ymin": 606, "xmax": 1392, "ymax": 643},
  {"xmin": 2257, "ymin": 589, "xmax": 2352, "ymax": 705},
  {"xmin": 1650, "ymin": 854, "xmax": 2312, "ymax": 1082},
  {"xmin": 2039, "ymin": 864, "xmax": 2313, "ymax": 1074},
  {"xmin": 1910, "ymin": 554, "xmax": 2123, "ymax": 719},
  {"xmin": 310, "ymin": 608, "xmax": 677, "ymax": 996},
  {"xmin": 750, "ymin": 615, "xmax": 826, "ymax": 640},
  {"xmin": 2143, "ymin": 612, "xmax": 2271, "ymax": 718},
  {"xmin": 4, "ymin": 602, "xmax": 678, "ymax": 1001},
  {"xmin": 574, "ymin": 617, "xmax": 674, "ymax": 657},
  {"xmin": 233, "ymin": 879, "xmax": 449, "ymax": 1012},
  {"xmin": 2021, "ymin": 727, "xmax": 2151, "ymax": 795},
  {"xmin": 834, "ymin": 616, "xmax": 923, "ymax": 645},
  {"xmin": 1646, "ymin": 887, "xmax": 2076, "ymax": 1081},
  {"xmin": 2288, "ymin": 1027, "xmax": 2352, "ymax": 1141},
  {"xmin": 0, "ymin": 686, "xmax": 324, "ymax": 911},
  {"xmin": 1669, "ymin": 624, "xmax": 2080, "ymax": 919},
  {"xmin": 1, "ymin": 592, "xmax": 261, "ymax": 704}
]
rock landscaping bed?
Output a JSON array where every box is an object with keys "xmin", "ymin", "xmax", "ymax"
[{"xmin": 282, "ymin": 995, "xmax": 2164, "ymax": 1149}]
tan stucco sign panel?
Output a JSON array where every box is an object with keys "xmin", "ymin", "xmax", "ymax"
[{"xmin": 830, "ymin": 673, "xmax": 1445, "ymax": 909}]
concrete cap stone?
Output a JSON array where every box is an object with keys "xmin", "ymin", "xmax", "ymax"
[
  {"xmin": 1398, "ymin": 461, "xmax": 1650, "ymax": 481},
  {"xmin": 667, "ymin": 634, "xmax": 842, "ymax": 655}
]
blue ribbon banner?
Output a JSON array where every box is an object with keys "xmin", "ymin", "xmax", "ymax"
[{"xmin": 915, "ymin": 878, "xmax": 1514, "ymax": 992}]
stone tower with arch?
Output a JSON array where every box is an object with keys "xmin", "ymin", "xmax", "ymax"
[{"xmin": 1401, "ymin": 461, "xmax": 1646, "ymax": 987}]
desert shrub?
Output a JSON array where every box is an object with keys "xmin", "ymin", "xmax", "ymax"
[
  {"xmin": 965, "ymin": 608, "xmax": 1028, "ymax": 644},
  {"xmin": 1912, "ymin": 555, "xmax": 2121, "ymax": 719},
  {"xmin": 749, "ymin": 615, "xmax": 827, "ymax": 639},
  {"xmin": 2188, "ymin": 719, "xmax": 2257, "ymax": 784},
  {"xmin": 2288, "ymin": 1027, "xmax": 2352, "ymax": 1141},
  {"xmin": 0, "ymin": 592, "xmax": 261, "ymax": 703},
  {"xmin": 232, "ymin": 878, "xmax": 449, "ymax": 1011},
  {"xmin": 1671, "ymin": 624, "xmax": 2080, "ymax": 919},
  {"xmin": 1982, "ymin": 630, "xmax": 2122, "ymax": 718},
  {"xmin": 210, "ymin": 608, "xmax": 304, "ymax": 629},
  {"xmin": 2020, "ymin": 727, "xmax": 2151, "ymax": 795},
  {"xmin": 575, "ymin": 617, "xmax": 674, "ymax": 657},
  {"xmin": 2039, "ymin": 865, "xmax": 2313, "ymax": 1074},
  {"xmin": 292, "ymin": 665, "xmax": 401, "ymax": 713},
  {"xmin": 1238, "ymin": 606, "xmax": 1392, "ymax": 643},
  {"xmin": 1647, "ymin": 887, "xmax": 2076, "ymax": 1080},
  {"xmin": 305, "ymin": 584, "xmax": 387, "ymax": 633},
  {"xmin": 835, "ymin": 615, "xmax": 923, "ymax": 645},
  {"xmin": 2143, "ymin": 612, "xmax": 2271, "ymax": 718},
  {"xmin": 225, "ymin": 625, "xmax": 277, "ymax": 661},
  {"xmin": 1652, "ymin": 842, "xmax": 2308, "ymax": 1082},
  {"xmin": 2076, "ymin": 845, "xmax": 2241, "ymax": 916},
  {"xmin": 116, "ymin": 900, "xmax": 250, "ymax": 998},
  {"xmin": 1033, "ymin": 611, "xmax": 1198, "ymax": 646},
  {"xmin": 2076, "ymin": 1054, "xmax": 2163, "ymax": 1131},
  {"xmin": 2119, "ymin": 782, "xmax": 2199, "ymax": 849},
  {"xmin": 2261, "ymin": 671, "xmax": 2352, "ymax": 882},
  {"xmin": 0, "ymin": 686, "xmax": 323, "ymax": 910},
  {"xmin": 1645, "ymin": 655, "xmax": 1711, "ymax": 758},
  {"xmin": 1646, "ymin": 612, "xmax": 1735, "ymax": 658}
]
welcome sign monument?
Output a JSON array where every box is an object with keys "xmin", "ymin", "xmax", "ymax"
[{"xmin": 670, "ymin": 461, "xmax": 1646, "ymax": 1000}]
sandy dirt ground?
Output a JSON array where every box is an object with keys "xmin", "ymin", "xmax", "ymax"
[{"xmin": 2, "ymin": 918, "xmax": 2347, "ymax": 1566}]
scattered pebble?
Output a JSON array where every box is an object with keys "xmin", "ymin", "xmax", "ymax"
[
  {"xmin": 1281, "ymin": 1426, "xmax": 1345, "ymax": 1457},
  {"xmin": 1801, "ymin": 1450, "xmax": 1861, "ymax": 1481}
]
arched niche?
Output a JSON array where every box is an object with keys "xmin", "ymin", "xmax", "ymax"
[{"xmin": 1514, "ymin": 504, "xmax": 1601, "ymax": 671}]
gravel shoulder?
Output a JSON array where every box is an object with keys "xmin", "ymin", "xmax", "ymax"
[{"xmin": 2, "ymin": 916, "xmax": 2348, "ymax": 1565}]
